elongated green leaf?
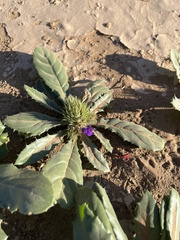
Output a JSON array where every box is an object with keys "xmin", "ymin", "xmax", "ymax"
[
  {"xmin": 15, "ymin": 133, "xmax": 62, "ymax": 165},
  {"xmin": 35, "ymin": 78, "xmax": 63, "ymax": 106},
  {"xmin": 4, "ymin": 112, "xmax": 62, "ymax": 136},
  {"xmin": 0, "ymin": 122, "xmax": 9, "ymax": 160},
  {"xmin": 24, "ymin": 85, "xmax": 62, "ymax": 113},
  {"xmin": 0, "ymin": 122, "xmax": 5, "ymax": 135},
  {"xmin": 134, "ymin": 191, "xmax": 161, "ymax": 240},
  {"xmin": 160, "ymin": 195, "xmax": 169, "ymax": 240},
  {"xmin": 33, "ymin": 47, "xmax": 69, "ymax": 101},
  {"xmin": 96, "ymin": 118, "xmax": 164, "ymax": 151},
  {"xmin": 43, "ymin": 140, "xmax": 83, "ymax": 208},
  {"xmin": 81, "ymin": 134, "xmax": 110, "ymax": 172},
  {"xmin": 170, "ymin": 49, "xmax": 180, "ymax": 80},
  {"xmin": 84, "ymin": 79, "xmax": 112, "ymax": 113},
  {"xmin": 94, "ymin": 183, "xmax": 128, "ymax": 240},
  {"xmin": 0, "ymin": 220, "xmax": 8, "ymax": 240},
  {"xmin": 90, "ymin": 92, "xmax": 112, "ymax": 113},
  {"xmin": 73, "ymin": 203, "xmax": 113, "ymax": 240},
  {"xmin": 171, "ymin": 96, "xmax": 180, "ymax": 111},
  {"xmin": 160, "ymin": 189, "xmax": 180, "ymax": 240},
  {"xmin": 93, "ymin": 130, "xmax": 113, "ymax": 153},
  {"xmin": 0, "ymin": 164, "xmax": 55, "ymax": 214},
  {"xmin": 74, "ymin": 187, "xmax": 116, "ymax": 240},
  {"xmin": 86, "ymin": 79, "xmax": 109, "ymax": 94}
]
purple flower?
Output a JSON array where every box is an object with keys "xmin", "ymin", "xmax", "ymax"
[{"xmin": 82, "ymin": 125, "xmax": 94, "ymax": 136}]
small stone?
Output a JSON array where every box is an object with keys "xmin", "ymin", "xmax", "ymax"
[
  {"xmin": 47, "ymin": 20, "xmax": 63, "ymax": 30},
  {"xmin": 67, "ymin": 39, "xmax": 80, "ymax": 50},
  {"xmin": 34, "ymin": 20, "xmax": 42, "ymax": 25},
  {"xmin": 41, "ymin": 35, "xmax": 53, "ymax": 45},
  {"xmin": 7, "ymin": 8, "xmax": 21, "ymax": 20},
  {"xmin": 147, "ymin": 49, "xmax": 153, "ymax": 55},
  {"xmin": 101, "ymin": 58, "xmax": 106, "ymax": 64}
]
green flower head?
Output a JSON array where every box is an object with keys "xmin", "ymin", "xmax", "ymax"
[{"xmin": 62, "ymin": 95, "xmax": 96, "ymax": 138}]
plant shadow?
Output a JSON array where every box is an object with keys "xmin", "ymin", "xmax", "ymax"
[
  {"xmin": 104, "ymin": 53, "xmax": 180, "ymax": 134},
  {"xmin": 105, "ymin": 53, "xmax": 175, "ymax": 84},
  {"xmin": 0, "ymin": 51, "xmax": 37, "ymax": 90},
  {"xmin": 0, "ymin": 51, "xmax": 41, "ymax": 118},
  {"xmin": 1, "ymin": 204, "xmax": 74, "ymax": 240}
]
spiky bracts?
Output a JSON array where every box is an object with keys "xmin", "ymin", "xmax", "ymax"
[{"xmin": 62, "ymin": 95, "xmax": 96, "ymax": 138}]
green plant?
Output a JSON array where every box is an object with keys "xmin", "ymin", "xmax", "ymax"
[
  {"xmin": 0, "ymin": 123, "xmax": 55, "ymax": 239},
  {"xmin": 0, "ymin": 122, "xmax": 9, "ymax": 239},
  {"xmin": 0, "ymin": 124, "xmax": 54, "ymax": 238},
  {"xmin": 0, "ymin": 121, "xmax": 9, "ymax": 160},
  {"xmin": 74, "ymin": 182, "xmax": 128, "ymax": 240},
  {"xmin": 74, "ymin": 183, "xmax": 180, "ymax": 240},
  {"xmin": 0, "ymin": 220, "xmax": 7, "ymax": 240},
  {"xmin": 171, "ymin": 95, "xmax": 180, "ymax": 111},
  {"xmin": 4, "ymin": 47, "xmax": 164, "ymax": 209},
  {"xmin": 134, "ymin": 188, "xmax": 180, "ymax": 240},
  {"xmin": 0, "ymin": 163, "xmax": 55, "ymax": 239}
]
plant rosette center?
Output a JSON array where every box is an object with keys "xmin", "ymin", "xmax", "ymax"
[{"xmin": 62, "ymin": 95, "xmax": 96, "ymax": 138}]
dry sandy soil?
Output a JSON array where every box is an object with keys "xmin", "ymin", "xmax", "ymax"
[{"xmin": 0, "ymin": 1, "xmax": 180, "ymax": 239}]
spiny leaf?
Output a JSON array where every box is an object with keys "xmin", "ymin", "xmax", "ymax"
[
  {"xmin": 15, "ymin": 133, "xmax": 62, "ymax": 165},
  {"xmin": 35, "ymin": 78, "xmax": 63, "ymax": 106},
  {"xmin": 161, "ymin": 189, "xmax": 180, "ymax": 240},
  {"xmin": 33, "ymin": 47, "xmax": 69, "ymax": 101},
  {"xmin": 93, "ymin": 129, "xmax": 113, "ymax": 153},
  {"xmin": 74, "ymin": 187, "xmax": 116, "ymax": 240},
  {"xmin": 94, "ymin": 183, "xmax": 128, "ymax": 240},
  {"xmin": 89, "ymin": 92, "xmax": 112, "ymax": 113},
  {"xmin": 96, "ymin": 118, "xmax": 164, "ymax": 151},
  {"xmin": 4, "ymin": 112, "xmax": 62, "ymax": 136},
  {"xmin": 171, "ymin": 95, "xmax": 180, "ymax": 111},
  {"xmin": 170, "ymin": 49, "xmax": 180, "ymax": 80},
  {"xmin": 84, "ymin": 79, "xmax": 113, "ymax": 113},
  {"xmin": 24, "ymin": 85, "xmax": 62, "ymax": 113},
  {"xmin": 0, "ymin": 220, "xmax": 8, "ymax": 240},
  {"xmin": 81, "ymin": 134, "xmax": 110, "ymax": 172},
  {"xmin": 86, "ymin": 79, "xmax": 108, "ymax": 93},
  {"xmin": 0, "ymin": 164, "xmax": 55, "ymax": 214},
  {"xmin": 43, "ymin": 140, "xmax": 83, "ymax": 208},
  {"xmin": 134, "ymin": 191, "xmax": 161, "ymax": 240}
]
